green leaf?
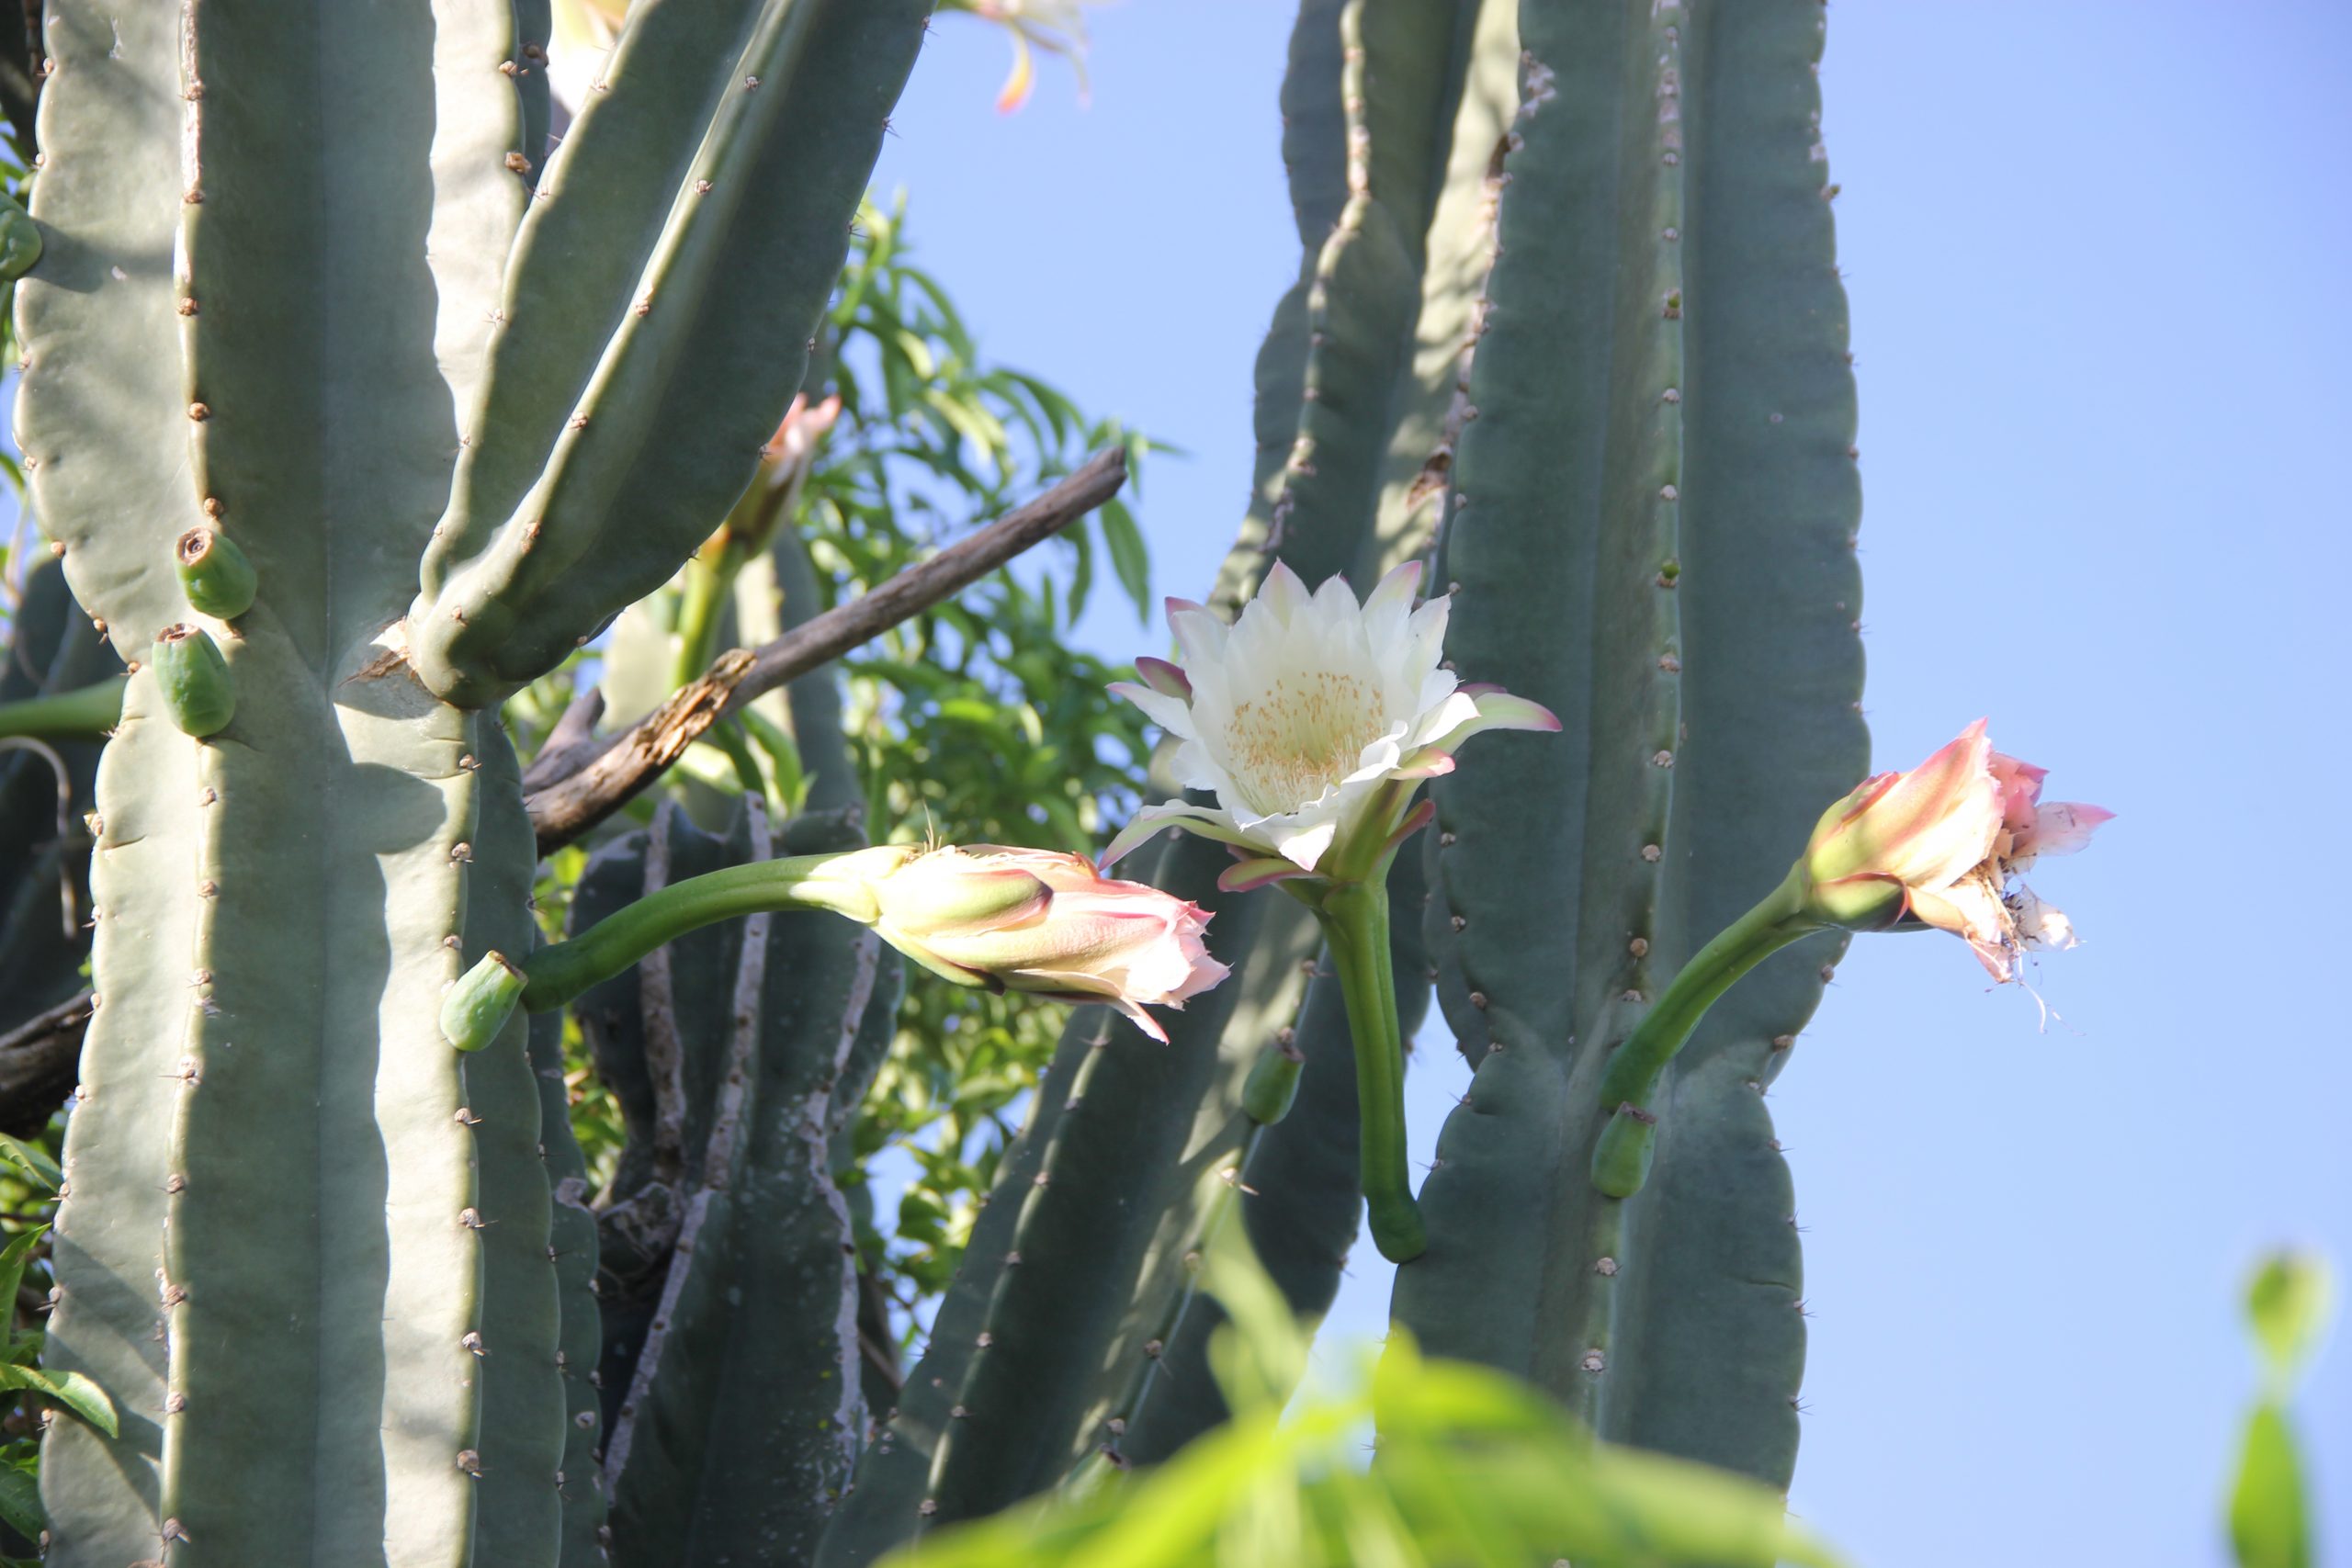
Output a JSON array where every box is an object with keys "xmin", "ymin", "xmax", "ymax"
[
  {"xmin": 0, "ymin": 1465, "xmax": 40, "ymax": 1542},
  {"xmin": 0, "ymin": 1229, "xmax": 44, "ymax": 1359},
  {"xmin": 2230, "ymin": 1403, "xmax": 2312, "ymax": 1568},
  {"xmin": 1099, "ymin": 501, "xmax": 1150, "ymax": 621},
  {"xmin": 2248, "ymin": 1250, "xmax": 2335, "ymax": 1390},
  {"xmin": 0, "ymin": 1136, "xmax": 60, "ymax": 1194},
  {"xmin": 0, "ymin": 1364, "xmax": 118, "ymax": 1438}
]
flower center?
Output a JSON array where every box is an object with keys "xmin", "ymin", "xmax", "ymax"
[{"xmin": 1219, "ymin": 670, "xmax": 1386, "ymax": 816}]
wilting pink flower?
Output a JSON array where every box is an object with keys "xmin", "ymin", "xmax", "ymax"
[
  {"xmin": 859, "ymin": 845, "xmax": 1228, "ymax": 1041},
  {"xmin": 1800, "ymin": 719, "xmax": 2111, "ymax": 982}
]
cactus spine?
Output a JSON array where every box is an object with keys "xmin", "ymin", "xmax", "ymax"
[{"xmin": 1395, "ymin": 0, "xmax": 1866, "ymax": 1486}]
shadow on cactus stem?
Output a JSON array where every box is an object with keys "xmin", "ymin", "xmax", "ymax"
[{"xmin": 880, "ymin": 1224, "xmax": 1849, "ymax": 1568}]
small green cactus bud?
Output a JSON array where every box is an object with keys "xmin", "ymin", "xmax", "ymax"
[
  {"xmin": 442, "ymin": 951, "xmax": 526, "ymax": 1054},
  {"xmin": 1590, "ymin": 1102, "xmax": 1658, "ymax": 1200},
  {"xmin": 0, "ymin": 197, "xmax": 40, "ymax": 287},
  {"xmin": 1240, "ymin": 1034, "xmax": 1305, "ymax": 1125},
  {"xmin": 175, "ymin": 526, "xmax": 258, "ymax": 619},
  {"xmin": 151, "ymin": 624, "xmax": 234, "ymax": 738}
]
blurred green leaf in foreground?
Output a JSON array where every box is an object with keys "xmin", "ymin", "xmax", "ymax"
[
  {"xmin": 886, "ymin": 1225, "xmax": 1848, "ymax": 1568},
  {"xmin": 2229, "ymin": 1249, "xmax": 2334, "ymax": 1568}
]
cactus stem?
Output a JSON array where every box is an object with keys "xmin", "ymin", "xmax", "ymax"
[
  {"xmin": 516, "ymin": 849, "xmax": 880, "ymax": 1013},
  {"xmin": 0, "ymin": 674, "xmax": 127, "ymax": 740},
  {"xmin": 1312, "ymin": 878, "xmax": 1423, "ymax": 1264},
  {"xmin": 1589, "ymin": 867, "xmax": 1819, "ymax": 1201}
]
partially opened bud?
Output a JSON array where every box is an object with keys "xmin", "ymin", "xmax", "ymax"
[
  {"xmin": 1799, "ymin": 720, "xmax": 2111, "ymax": 981},
  {"xmin": 860, "ymin": 846, "xmax": 1228, "ymax": 1042}
]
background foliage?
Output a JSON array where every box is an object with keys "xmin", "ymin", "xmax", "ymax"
[{"xmin": 494, "ymin": 194, "xmax": 1160, "ymax": 1352}]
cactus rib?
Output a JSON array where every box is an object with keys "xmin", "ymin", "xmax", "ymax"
[
  {"xmin": 411, "ymin": 0, "xmax": 932, "ymax": 706},
  {"xmin": 462, "ymin": 730, "xmax": 567, "ymax": 1565},
  {"xmin": 574, "ymin": 802, "xmax": 893, "ymax": 1564},
  {"xmin": 821, "ymin": 8, "xmax": 1510, "ymax": 1555},
  {"xmin": 1394, "ymin": 0, "xmax": 1866, "ymax": 1489},
  {"xmin": 523, "ymin": 1004, "xmax": 611, "ymax": 1566}
]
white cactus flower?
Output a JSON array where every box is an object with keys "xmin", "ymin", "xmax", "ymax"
[{"xmin": 1103, "ymin": 560, "xmax": 1558, "ymax": 886}]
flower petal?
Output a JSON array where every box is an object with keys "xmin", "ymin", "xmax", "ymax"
[
  {"xmin": 1361, "ymin": 559, "xmax": 1422, "ymax": 649},
  {"xmin": 1217, "ymin": 855, "xmax": 1313, "ymax": 893},
  {"xmin": 2025, "ymin": 801, "xmax": 2113, "ymax": 859},
  {"xmin": 1133, "ymin": 655, "xmax": 1193, "ymax": 699},
  {"xmin": 1425, "ymin": 689, "xmax": 1561, "ymax": 752},
  {"xmin": 1167, "ymin": 598, "xmax": 1230, "ymax": 671},
  {"xmin": 1389, "ymin": 748, "xmax": 1456, "ymax": 780},
  {"xmin": 1267, "ymin": 816, "xmax": 1340, "ymax": 873},
  {"xmin": 1906, "ymin": 879, "xmax": 2015, "ymax": 982},
  {"xmin": 2007, "ymin": 884, "xmax": 2079, "ymax": 952},
  {"xmin": 1824, "ymin": 720, "xmax": 2000, "ymax": 890},
  {"xmin": 1108, "ymin": 680, "xmax": 1198, "ymax": 739},
  {"xmin": 1254, "ymin": 560, "xmax": 1311, "ymax": 626},
  {"xmin": 1101, "ymin": 801, "xmax": 1265, "ymax": 869}
]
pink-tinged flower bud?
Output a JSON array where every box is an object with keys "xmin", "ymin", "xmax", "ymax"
[
  {"xmin": 862, "ymin": 846, "xmax": 1229, "ymax": 1042},
  {"xmin": 1799, "ymin": 719, "xmax": 2111, "ymax": 982}
]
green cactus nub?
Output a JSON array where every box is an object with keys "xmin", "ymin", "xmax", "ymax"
[
  {"xmin": 0, "ymin": 197, "xmax": 39, "ymax": 286},
  {"xmin": 175, "ymin": 526, "xmax": 257, "ymax": 620},
  {"xmin": 1590, "ymin": 1103, "xmax": 1659, "ymax": 1200},
  {"xmin": 441, "ymin": 949, "xmax": 526, "ymax": 1054},
  {"xmin": 150, "ymin": 624, "xmax": 234, "ymax": 738},
  {"xmin": 1241, "ymin": 1034, "xmax": 1306, "ymax": 1125}
]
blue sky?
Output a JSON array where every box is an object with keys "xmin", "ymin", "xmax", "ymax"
[{"xmin": 871, "ymin": 4, "xmax": 2352, "ymax": 1564}]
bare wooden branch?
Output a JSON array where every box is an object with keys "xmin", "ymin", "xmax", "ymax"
[
  {"xmin": 525, "ymin": 446, "xmax": 1129, "ymax": 854},
  {"xmin": 519, "ymin": 686, "xmax": 608, "ymax": 793},
  {"xmin": 528, "ymin": 650, "xmax": 756, "ymax": 857},
  {"xmin": 0, "ymin": 989, "xmax": 90, "ymax": 1136}
]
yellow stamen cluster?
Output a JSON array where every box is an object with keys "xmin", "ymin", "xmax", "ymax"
[{"xmin": 1222, "ymin": 671, "xmax": 1384, "ymax": 817}]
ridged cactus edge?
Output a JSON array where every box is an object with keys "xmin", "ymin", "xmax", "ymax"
[{"xmin": 11, "ymin": 0, "xmax": 930, "ymax": 1560}]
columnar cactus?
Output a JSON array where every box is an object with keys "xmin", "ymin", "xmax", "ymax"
[
  {"xmin": 6, "ymin": 0, "xmax": 1885, "ymax": 1558},
  {"xmin": 572, "ymin": 800, "xmax": 902, "ymax": 1564},
  {"xmin": 15, "ymin": 1, "xmax": 925, "ymax": 1560},
  {"xmin": 1396, "ymin": 0, "xmax": 1863, "ymax": 1483},
  {"xmin": 820, "ymin": 1, "xmax": 1520, "ymax": 1557}
]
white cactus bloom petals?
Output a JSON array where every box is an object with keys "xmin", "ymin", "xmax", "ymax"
[{"xmin": 1104, "ymin": 560, "xmax": 1557, "ymax": 877}]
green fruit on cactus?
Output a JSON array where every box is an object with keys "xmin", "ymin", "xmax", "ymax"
[
  {"xmin": 0, "ymin": 196, "xmax": 38, "ymax": 284},
  {"xmin": 442, "ymin": 949, "xmax": 527, "ymax": 1054},
  {"xmin": 149, "ymin": 624, "xmax": 233, "ymax": 738},
  {"xmin": 174, "ymin": 526, "xmax": 258, "ymax": 620}
]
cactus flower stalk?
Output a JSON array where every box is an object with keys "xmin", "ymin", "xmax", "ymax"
[
  {"xmin": 479, "ymin": 842, "xmax": 1226, "ymax": 1051},
  {"xmin": 1105, "ymin": 561, "xmax": 1557, "ymax": 1263},
  {"xmin": 1593, "ymin": 719, "xmax": 2110, "ymax": 1197}
]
